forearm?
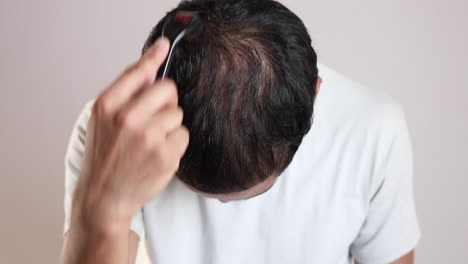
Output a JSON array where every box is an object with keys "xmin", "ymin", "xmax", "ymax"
[
  {"xmin": 60, "ymin": 36, "xmax": 178, "ymax": 263},
  {"xmin": 60, "ymin": 197, "xmax": 134, "ymax": 264},
  {"xmin": 60, "ymin": 221, "xmax": 131, "ymax": 264}
]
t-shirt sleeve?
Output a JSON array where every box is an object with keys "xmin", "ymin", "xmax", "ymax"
[
  {"xmin": 350, "ymin": 103, "xmax": 421, "ymax": 264},
  {"xmin": 63, "ymin": 98, "xmax": 144, "ymax": 238}
]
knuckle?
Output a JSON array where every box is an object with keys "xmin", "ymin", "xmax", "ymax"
[
  {"xmin": 115, "ymin": 110, "xmax": 135, "ymax": 131},
  {"xmin": 167, "ymin": 106, "xmax": 184, "ymax": 124},
  {"xmin": 180, "ymin": 127, "xmax": 190, "ymax": 150},
  {"xmin": 174, "ymin": 107, "xmax": 184, "ymax": 124},
  {"xmin": 161, "ymin": 78, "xmax": 177, "ymax": 88},
  {"xmin": 175, "ymin": 106, "xmax": 184, "ymax": 117},
  {"xmin": 159, "ymin": 79, "xmax": 178, "ymax": 100},
  {"xmin": 93, "ymin": 96, "xmax": 110, "ymax": 116},
  {"xmin": 179, "ymin": 126, "xmax": 190, "ymax": 140}
]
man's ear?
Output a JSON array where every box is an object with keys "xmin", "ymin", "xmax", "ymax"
[{"xmin": 315, "ymin": 76, "xmax": 322, "ymax": 98}]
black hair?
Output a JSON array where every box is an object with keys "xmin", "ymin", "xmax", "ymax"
[{"xmin": 142, "ymin": 0, "xmax": 318, "ymax": 194}]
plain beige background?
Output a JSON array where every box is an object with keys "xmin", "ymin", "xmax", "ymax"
[{"xmin": 0, "ymin": 0, "xmax": 466, "ymax": 263}]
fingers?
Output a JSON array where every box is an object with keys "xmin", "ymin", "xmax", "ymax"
[
  {"xmin": 145, "ymin": 106, "xmax": 185, "ymax": 144},
  {"xmin": 144, "ymin": 110, "xmax": 189, "ymax": 174},
  {"xmin": 118, "ymin": 79, "xmax": 179, "ymax": 128},
  {"xmin": 144, "ymin": 109, "xmax": 189, "ymax": 165},
  {"xmin": 166, "ymin": 125, "xmax": 190, "ymax": 158},
  {"xmin": 98, "ymin": 37, "xmax": 171, "ymax": 114}
]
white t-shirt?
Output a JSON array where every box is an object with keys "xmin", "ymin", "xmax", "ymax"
[{"xmin": 64, "ymin": 63, "xmax": 421, "ymax": 264}]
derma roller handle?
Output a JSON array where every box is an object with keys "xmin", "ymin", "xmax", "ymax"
[{"xmin": 157, "ymin": 11, "xmax": 204, "ymax": 79}]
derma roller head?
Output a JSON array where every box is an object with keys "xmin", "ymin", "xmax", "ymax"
[{"xmin": 157, "ymin": 11, "xmax": 204, "ymax": 79}]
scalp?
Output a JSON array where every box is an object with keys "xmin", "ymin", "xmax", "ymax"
[{"xmin": 142, "ymin": 0, "xmax": 318, "ymax": 194}]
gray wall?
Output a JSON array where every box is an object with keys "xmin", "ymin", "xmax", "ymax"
[{"xmin": 0, "ymin": 0, "xmax": 466, "ymax": 263}]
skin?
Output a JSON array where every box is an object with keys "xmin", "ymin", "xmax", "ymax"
[
  {"xmin": 181, "ymin": 173, "xmax": 280, "ymax": 203},
  {"xmin": 60, "ymin": 36, "xmax": 190, "ymax": 264},
  {"xmin": 59, "ymin": 37, "xmax": 414, "ymax": 263}
]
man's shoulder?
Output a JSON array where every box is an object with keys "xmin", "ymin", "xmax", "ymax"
[
  {"xmin": 290, "ymin": 64, "xmax": 411, "ymax": 200},
  {"xmin": 315, "ymin": 63, "xmax": 407, "ymax": 133},
  {"xmin": 296, "ymin": 63, "xmax": 410, "ymax": 174}
]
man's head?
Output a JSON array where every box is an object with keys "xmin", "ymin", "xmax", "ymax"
[{"xmin": 142, "ymin": 0, "xmax": 320, "ymax": 201}]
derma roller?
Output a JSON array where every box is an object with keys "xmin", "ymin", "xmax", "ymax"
[{"xmin": 157, "ymin": 11, "xmax": 204, "ymax": 79}]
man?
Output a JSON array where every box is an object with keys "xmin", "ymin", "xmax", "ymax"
[{"xmin": 60, "ymin": 0, "xmax": 420, "ymax": 263}]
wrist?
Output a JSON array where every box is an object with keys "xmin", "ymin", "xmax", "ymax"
[
  {"xmin": 64, "ymin": 211, "xmax": 131, "ymax": 264},
  {"xmin": 71, "ymin": 192, "xmax": 134, "ymax": 236}
]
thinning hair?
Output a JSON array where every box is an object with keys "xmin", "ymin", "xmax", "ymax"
[{"xmin": 142, "ymin": 0, "xmax": 318, "ymax": 194}]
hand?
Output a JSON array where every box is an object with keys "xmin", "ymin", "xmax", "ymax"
[{"xmin": 71, "ymin": 37, "xmax": 189, "ymax": 233}]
